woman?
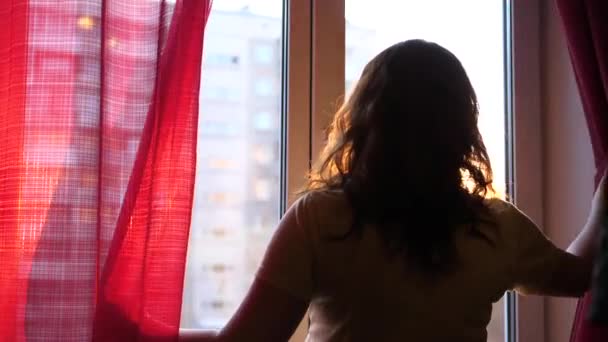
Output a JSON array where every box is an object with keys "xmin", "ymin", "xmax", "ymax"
[{"xmin": 181, "ymin": 39, "xmax": 607, "ymax": 341}]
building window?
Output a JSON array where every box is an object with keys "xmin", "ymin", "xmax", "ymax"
[
  {"xmin": 253, "ymin": 178, "xmax": 272, "ymax": 201},
  {"xmin": 206, "ymin": 192, "xmax": 239, "ymax": 206},
  {"xmin": 206, "ymin": 53, "xmax": 240, "ymax": 66},
  {"xmin": 199, "ymin": 121, "xmax": 239, "ymax": 136},
  {"xmin": 253, "ymin": 79, "xmax": 273, "ymax": 97},
  {"xmin": 207, "ymin": 158, "xmax": 237, "ymax": 170},
  {"xmin": 253, "ymin": 44, "xmax": 273, "ymax": 64},
  {"xmin": 127, "ymin": 139, "xmax": 139, "ymax": 155},
  {"xmin": 210, "ymin": 226, "xmax": 228, "ymax": 238},
  {"xmin": 252, "ymin": 112, "xmax": 274, "ymax": 131},
  {"xmin": 203, "ymin": 86, "xmax": 241, "ymax": 101},
  {"xmin": 252, "ymin": 144, "xmax": 274, "ymax": 165}
]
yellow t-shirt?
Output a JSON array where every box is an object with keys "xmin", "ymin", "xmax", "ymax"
[{"xmin": 257, "ymin": 190, "xmax": 574, "ymax": 342}]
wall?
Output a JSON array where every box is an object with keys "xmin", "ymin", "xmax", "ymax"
[{"xmin": 540, "ymin": 1, "xmax": 595, "ymax": 341}]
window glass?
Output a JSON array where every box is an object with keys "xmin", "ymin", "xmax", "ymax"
[
  {"xmin": 202, "ymin": 86, "xmax": 241, "ymax": 101},
  {"xmin": 252, "ymin": 144, "xmax": 274, "ymax": 165},
  {"xmin": 199, "ymin": 121, "xmax": 240, "ymax": 136},
  {"xmin": 253, "ymin": 44, "xmax": 274, "ymax": 64},
  {"xmin": 254, "ymin": 79, "xmax": 273, "ymax": 97},
  {"xmin": 253, "ymin": 178, "xmax": 272, "ymax": 201},
  {"xmin": 181, "ymin": 2, "xmax": 283, "ymax": 329},
  {"xmin": 346, "ymin": 1, "xmax": 507, "ymax": 341},
  {"xmin": 207, "ymin": 158, "xmax": 237, "ymax": 170},
  {"xmin": 253, "ymin": 111, "xmax": 274, "ymax": 131},
  {"xmin": 206, "ymin": 53, "xmax": 240, "ymax": 66}
]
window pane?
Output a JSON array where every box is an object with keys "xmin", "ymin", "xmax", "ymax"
[
  {"xmin": 345, "ymin": 1, "xmax": 507, "ymax": 341},
  {"xmin": 181, "ymin": 3, "xmax": 283, "ymax": 329}
]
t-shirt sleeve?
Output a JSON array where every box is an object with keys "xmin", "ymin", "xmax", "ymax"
[
  {"xmin": 507, "ymin": 203, "xmax": 579, "ymax": 296},
  {"xmin": 255, "ymin": 193, "xmax": 317, "ymax": 300}
]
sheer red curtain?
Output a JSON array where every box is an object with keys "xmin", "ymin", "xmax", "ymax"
[
  {"xmin": 0, "ymin": 0, "xmax": 211, "ymax": 341},
  {"xmin": 555, "ymin": 1, "xmax": 608, "ymax": 341}
]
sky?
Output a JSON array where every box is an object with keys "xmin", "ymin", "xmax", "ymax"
[
  {"xmin": 211, "ymin": 0, "xmax": 407, "ymax": 26},
  {"xmin": 211, "ymin": 0, "xmax": 502, "ymax": 28},
  {"xmin": 211, "ymin": 0, "xmax": 391, "ymax": 24}
]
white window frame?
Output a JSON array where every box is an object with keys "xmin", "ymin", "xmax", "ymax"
[{"xmin": 510, "ymin": 0, "xmax": 544, "ymax": 341}]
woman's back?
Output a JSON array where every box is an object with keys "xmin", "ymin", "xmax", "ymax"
[
  {"xmin": 180, "ymin": 39, "xmax": 602, "ymax": 342},
  {"xmin": 258, "ymin": 190, "xmax": 577, "ymax": 341}
]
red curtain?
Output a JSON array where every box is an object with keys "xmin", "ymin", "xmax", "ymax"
[
  {"xmin": 555, "ymin": 1, "xmax": 608, "ymax": 341},
  {"xmin": 0, "ymin": 0, "xmax": 211, "ymax": 341}
]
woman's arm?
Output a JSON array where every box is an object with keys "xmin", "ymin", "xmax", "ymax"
[
  {"xmin": 179, "ymin": 198, "xmax": 314, "ymax": 341},
  {"xmin": 546, "ymin": 170, "xmax": 608, "ymax": 296},
  {"xmin": 512, "ymin": 171, "xmax": 607, "ymax": 297},
  {"xmin": 179, "ymin": 279, "xmax": 308, "ymax": 342}
]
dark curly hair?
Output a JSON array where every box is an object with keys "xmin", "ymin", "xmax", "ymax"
[{"xmin": 304, "ymin": 40, "xmax": 495, "ymax": 272}]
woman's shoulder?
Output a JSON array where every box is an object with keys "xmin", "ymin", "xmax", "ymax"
[
  {"xmin": 481, "ymin": 197, "xmax": 541, "ymax": 241},
  {"xmin": 483, "ymin": 197, "xmax": 512, "ymax": 215},
  {"xmin": 296, "ymin": 189, "xmax": 348, "ymax": 210},
  {"xmin": 294, "ymin": 189, "xmax": 353, "ymax": 235},
  {"xmin": 483, "ymin": 197, "xmax": 533, "ymax": 222}
]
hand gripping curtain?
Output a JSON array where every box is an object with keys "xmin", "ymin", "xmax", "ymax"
[
  {"xmin": 554, "ymin": 1, "xmax": 608, "ymax": 341},
  {"xmin": 0, "ymin": 0, "xmax": 211, "ymax": 341}
]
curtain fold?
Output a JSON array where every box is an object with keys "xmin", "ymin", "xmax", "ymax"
[
  {"xmin": 0, "ymin": 0, "xmax": 29, "ymax": 339},
  {"xmin": 0, "ymin": 0, "xmax": 211, "ymax": 341},
  {"xmin": 554, "ymin": 1, "xmax": 608, "ymax": 341}
]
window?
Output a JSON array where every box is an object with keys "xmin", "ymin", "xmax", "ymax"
[
  {"xmin": 253, "ymin": 44, "xmax": 274, "ymax": 64},
  {"xmin": 206, "ymin": 53, "xmax": 240, "ymax": 66},
  {"xmin": 181, "ymin": 0, "xmax": 285, "ymax": 330},
  {"xmin": 202, "ymin": 86, "xmax": 241, "ymax": 101},
  {"xmin": 253, "ymin": 178, "xmax": 272, "ymax": 201},
  {"xmin": 207, "ymin": 158, "xmax": 237, "ymax": 170},
  {"xmin": 253, "ymin": 79, "xmax": 273, "ymax": 96},
  {"xmin": 206, "ymin": 192, "xmax": 239, "ymax": 206},
  {"xmin": 185, "ymin": 0, "xmax": 517, "ymax": 340},
  {"xmin": 252, "ymin": 144, "xmax": 274, "ymax": 165},
  {"xmin": 127, "ymin": 139, "xmax": 139, "ymax": 156},
  {"xmin": 253, "ymin": 111, "xmax": 274, "ymax": 131},
  {"xmin": 345, "ymin": 1, "xmax": 508, "ymax": 341},
  {"xmin": 199, "ymin": 121, "xmax": 239, "ymax": 136}
]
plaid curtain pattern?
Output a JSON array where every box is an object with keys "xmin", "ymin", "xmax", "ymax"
[{"xmin": 0, "ymin": 1, "xmax": 211, "ymax": 340}]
